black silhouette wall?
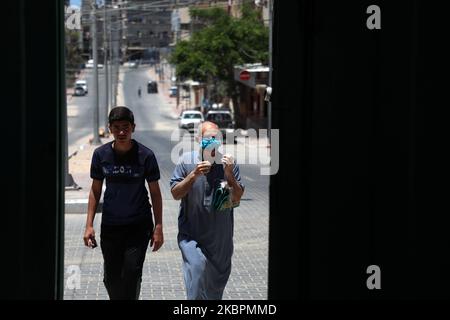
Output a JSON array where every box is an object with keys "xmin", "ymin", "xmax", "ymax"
[{"xmin": 269, "ymin": 0, "xmax": 450, "ymax": 299}]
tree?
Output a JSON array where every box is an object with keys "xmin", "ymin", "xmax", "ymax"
[{"xmin": 169, "ymin": 3, "xmax": 269, "ymax": 123}]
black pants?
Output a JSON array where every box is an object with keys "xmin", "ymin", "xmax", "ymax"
[{"xmin": 100, "ymin": 219, "xmax": 152, "ymax": 300}]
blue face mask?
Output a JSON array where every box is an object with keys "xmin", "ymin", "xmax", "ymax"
[{"xmin": 200, "ymin": 136, "xmax": 221, "ymax": 150}]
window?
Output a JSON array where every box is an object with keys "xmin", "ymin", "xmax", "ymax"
[{"xmin": 183, "ymin": 113, "xmax": 203, "ymax": 119}]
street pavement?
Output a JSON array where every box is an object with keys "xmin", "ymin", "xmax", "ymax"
[
  {"xmin": 67, "ymin": 68, "xmax": 109, "ymax": 157},
  {"xmin": 64, "ymin": 64, "xmax": 270, "ymax": 300}
]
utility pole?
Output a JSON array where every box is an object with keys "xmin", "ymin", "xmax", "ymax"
[
  {"xmin": 91, "ymin": 0, "xmax": 101, "ymax": 144},
  {"xmin": 267, "ymin": 0, "xmax": 273, "ymax": 143},
  {"xmin": 112, "ymin": 5, "xmax": 120, "ymax": 107},
  {"xmin": 175, "ymin": 0, "xmax": 181, "ymax": 110},
  {"xmin": 103, "ymin": 2, "xmax": 109, "ymax": 131},
  {"xmin": 109, "ymin": 16, "xmax": 113, "ymax": 109},
  {"xmin": 110, "ymin": 9, "xmax": 116, "ymax": 107}
]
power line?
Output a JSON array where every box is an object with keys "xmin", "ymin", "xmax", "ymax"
[
  {"xmin": 75, "ymin": 0, "xmax": 270, "ymax": 51},
  {"xmin": 79, "ymin": 0, "xmax": 248, "ymax": 25},
  {"xmin": 79, "ymin": 3, "xmax": 263, "ymax": 41},
  {"xmin": 78, "ymin": 0, "xmax": 189, "ymax": 17}
]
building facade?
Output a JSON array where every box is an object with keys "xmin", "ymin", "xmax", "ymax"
[{"xmin": 234, "ymin": 63, "xmax": 269, "ymax": 129}]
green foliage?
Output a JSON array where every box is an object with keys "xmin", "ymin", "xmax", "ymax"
[{"xmin": 169, "ymin": 4, "xmax": 269, "ymax": 95}]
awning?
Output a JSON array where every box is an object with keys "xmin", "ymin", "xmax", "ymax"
[
  {"xmin": 183, "ymin": 80, "xmax": 201, "ymax": 86},
  {"xmin": 126, "ymin": 47, "xmax": 146, "ymax": 51}
]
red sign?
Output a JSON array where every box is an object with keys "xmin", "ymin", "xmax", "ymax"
[{"xmin": 239, "ymin": 70, "xmax": 251, "ymax": 81}]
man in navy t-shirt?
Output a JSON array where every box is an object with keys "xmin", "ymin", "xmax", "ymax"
[{"xmin": 83, "ymin": 106, "xmax": 163, "ymax": 300}]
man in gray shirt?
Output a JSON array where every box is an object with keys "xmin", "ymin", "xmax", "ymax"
[{"xmin": 170, "ymin": 121, "xmax": 244, "ymax": 299}]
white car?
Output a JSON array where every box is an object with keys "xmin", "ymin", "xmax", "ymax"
[
  {"xmin": 178, "ymin": 110, "xmax": 204, "ymax": 133},
  {"xmin": 85, "ymin": 59, "xmax": 103, "ymax": 69},
  {"xmin": 124, "ymin": 61, "xmax": 138, "ymax": 68},
  {"xmin": 75, "ymin": 80, "xmax": 88, "ymax": 94}
]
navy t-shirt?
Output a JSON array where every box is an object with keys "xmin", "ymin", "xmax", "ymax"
[{"xmin": 90, "ymin": 139, "xmax": 160, "ymax": 226}]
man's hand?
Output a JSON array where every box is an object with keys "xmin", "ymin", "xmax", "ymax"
[
  {"xmin": 150, "ymin": 224, "xmax": 164, "ymax": 252},
  {"xmin": 221, "ymin": 154, "xmax": 234, "ymax": 175},
  {"xmin": 221, "ymin": 154, "xmax": 244, "ymax": 203},
  {"xmin": 194, "ymin": 160, "xmax": 212, "ymax": 175},
  {"xmin": 83, "ymin": 226, "xmax": 97, "ymax": 248},
  {"xmin": 171, "ymin": 161, "xmax": 211, "ymax": 200}
]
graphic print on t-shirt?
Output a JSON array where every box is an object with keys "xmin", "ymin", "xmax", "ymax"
[{"xmin": 102, "ymin": 164, "xmax": 143, "ymax": 180}]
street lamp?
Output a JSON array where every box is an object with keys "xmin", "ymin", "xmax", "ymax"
[{"xmin": 90, "ymin": 0, "xmax": 101, "ymax": 145}]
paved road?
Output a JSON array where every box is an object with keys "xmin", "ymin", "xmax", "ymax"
[
  {"xmin": 67, "ymin": 69, "xmax": 109, "ymax": 155},
  {"xmin": 64, "ymin": 65, "xmax": 269, "ymax": 300}
]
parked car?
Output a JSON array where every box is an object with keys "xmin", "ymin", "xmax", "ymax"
[
  {"xmin": 178, "ymin": 110, "xmax": 204, "ymax": 134},
  {"xmin": 169, "ymin": 86, "xmax": 178, "ymax": 97},
  {"xmin": 75, "ymin": 80, "xmax": 88, "ymax": 94},
  {"xmin": 73, "ymin": 85, "xmax": 86, "ymax": 96},
  {"xmin": 124, "ymin": 61, "xmax": 138, "ymax": 68},
  {"xmin": 205, "ymin": 109, "xmax": 236, "ymax": 143},
  {"xmin": 147, "ymin": 80, "xmax": 158, "ymax": 93}
]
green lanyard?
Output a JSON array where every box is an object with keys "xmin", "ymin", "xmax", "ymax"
[{"xmin": 212, "ymin": 185, "xmax": 230, "ymax": 211}]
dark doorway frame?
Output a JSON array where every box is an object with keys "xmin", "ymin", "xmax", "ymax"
[{"xmin": 6, "ymin": 0, "xmax": 450, "ymax": 301}]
